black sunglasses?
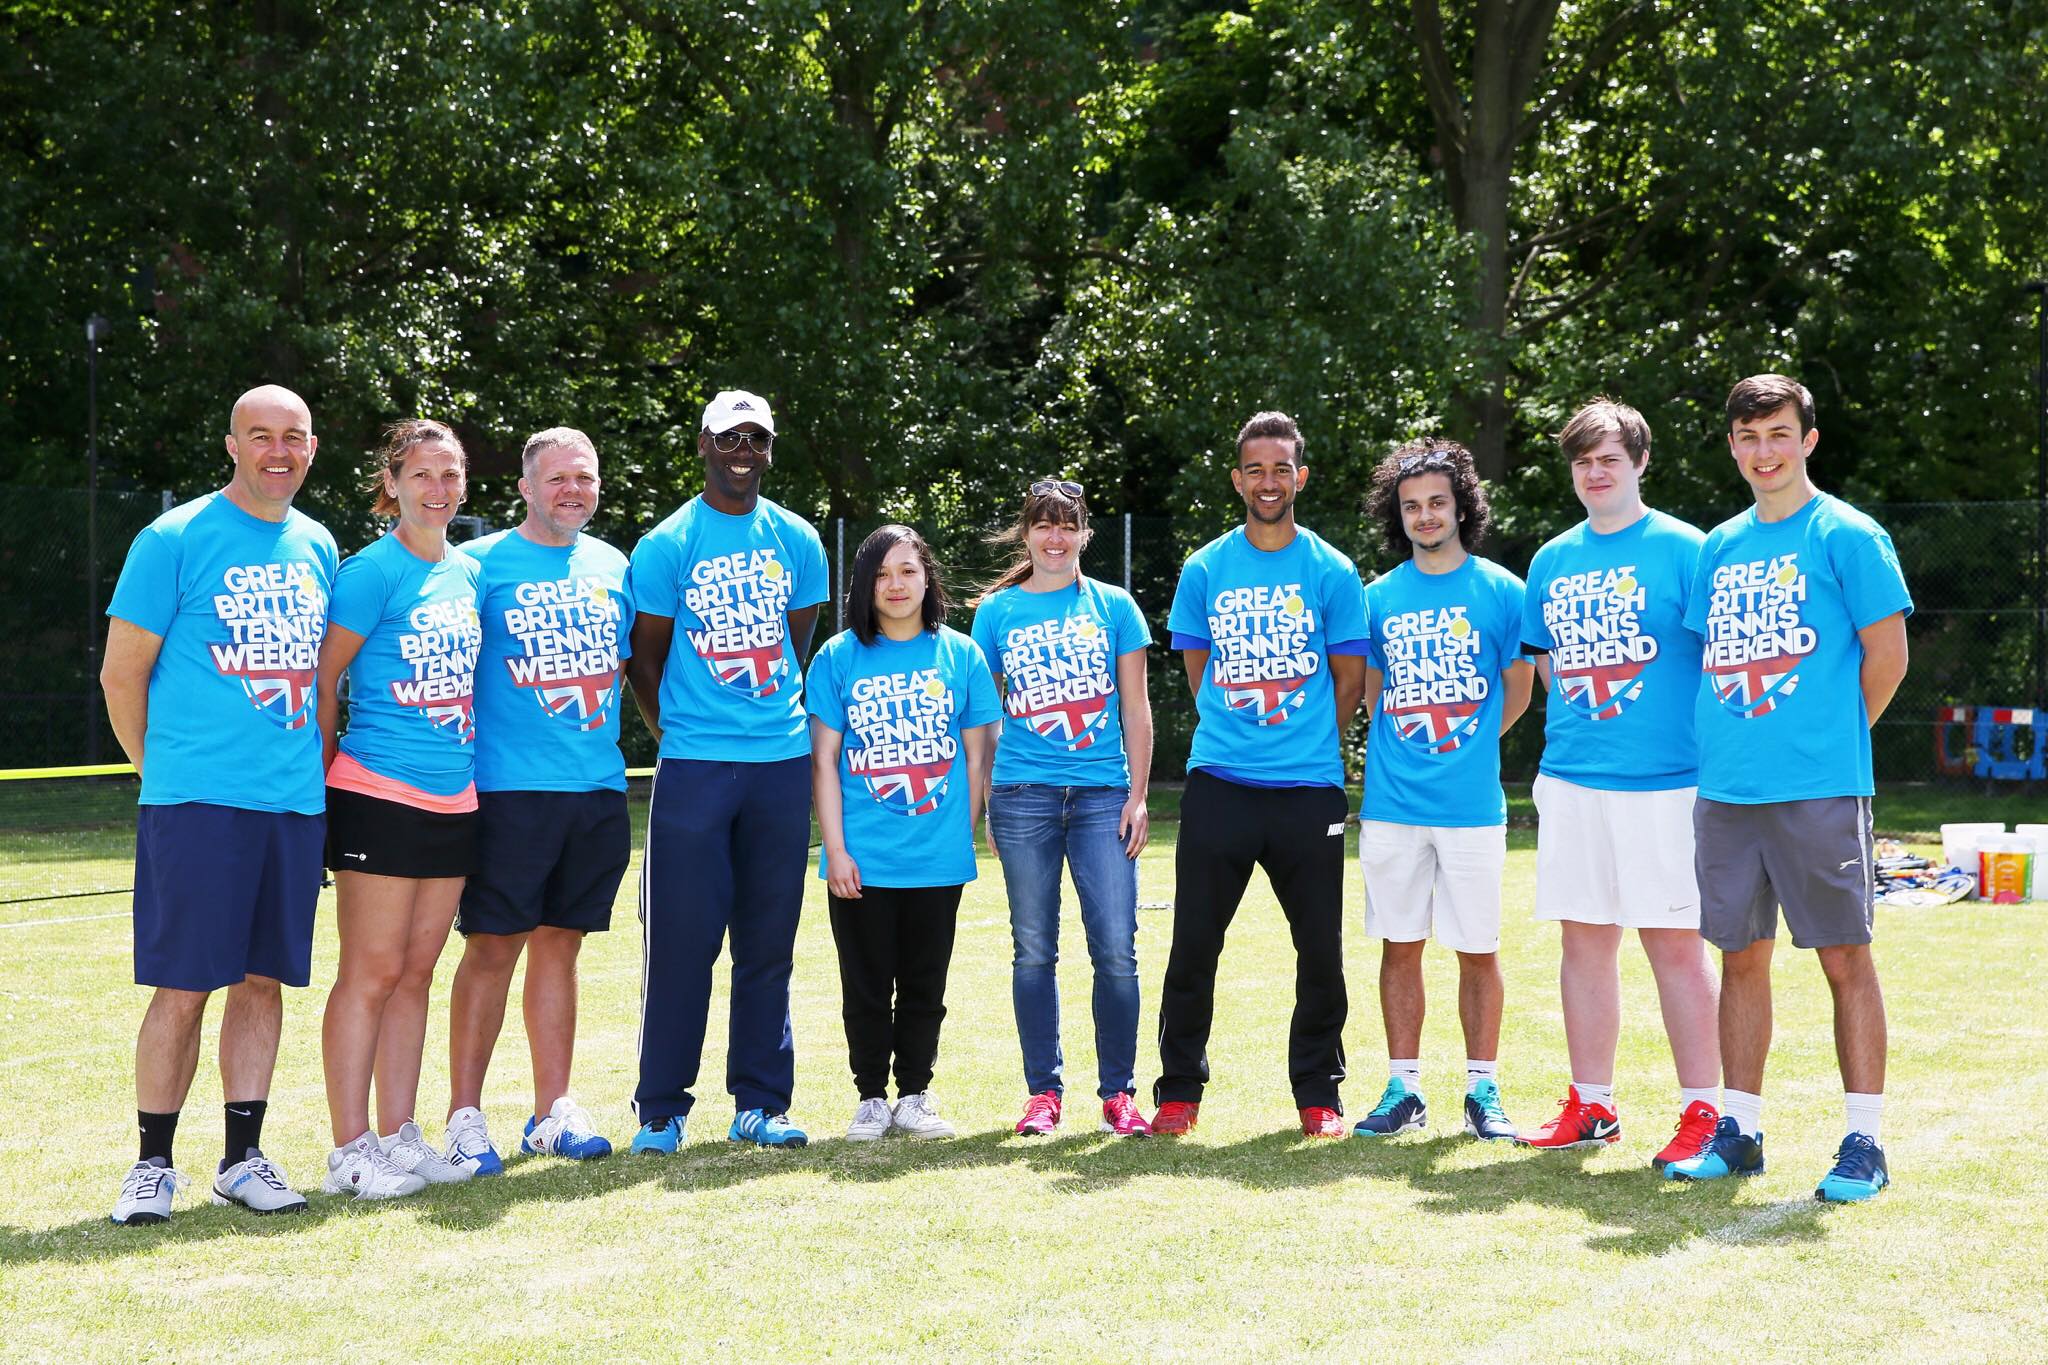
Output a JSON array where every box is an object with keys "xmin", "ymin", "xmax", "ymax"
[
  {"xmin": 1030, "ymin": 478, "xmax": 1084, "ymax": 499},
  {"xmin": 710, "ymin": 430, "xmax": 774, "ymax": 455}
]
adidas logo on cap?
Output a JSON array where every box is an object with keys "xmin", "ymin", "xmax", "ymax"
[{"xmin": 703, "ymin": 389, "xmax": 776, "ymax": 436}]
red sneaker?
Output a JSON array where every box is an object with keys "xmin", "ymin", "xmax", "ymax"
[
  {"xmin": 1299, "ymin": 1106, "xmax": 1345, "ymax": 1138},
  {"xmin": 1013, "ymin": 1090, "xmax": 1062, "ymax": 1136},
  {"xmin": 1151, "ymin": 1101, "xmax": 1199, "ymax": 1135},
  {"xmin": 1517, "ymin": 1088, "xmax": 1620, "ymax": 1149},
  {"xmin": 1101, "ymin": 1092, "xmax": 1152, "ymax": 1138},
  {"xmin": 1652, "ymin": 1099, "xmax": 1720, "ymax": 1171}
]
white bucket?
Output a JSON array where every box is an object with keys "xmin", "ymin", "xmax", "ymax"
[
  {"xmin": 2014, "ymin": 825, "xmax": 2048, "ymax": 900},
  {"xmin": 1941, "ymin": 822, "xmax": 2005, "ymax": 871}
]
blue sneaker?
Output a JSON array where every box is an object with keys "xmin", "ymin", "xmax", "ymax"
[
  {"xmin": 443, "ymin": 1107, "xmax": 503, "ymax": 1177},
  {"xmin": 1463, "ymin": 1078, "xmax": 1516, "ymax": 1141},
  {"xmin": 522, "ymin": 1097, "xmax": 613, "ymax": 1160},
  {"xmin": 630, "ymin": 1115, "xmax": 684, "ymax": 1155},
  {"xmin": 1815, "ymin": 1133, "xmax": 1889, "ymax": 1203},
  {"xmin": 1351, "ymin": 1078, "xmax": 1427, "ymax": 1137},
  {"xmin": 1664, "ymin": 1116, "xmax": 1765, "ymax": 1181},
  {"xmin": 728, "ymin": 1109, "xmax": 809, "ymax": 1148}
]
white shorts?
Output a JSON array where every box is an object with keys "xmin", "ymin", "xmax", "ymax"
[
  {"xmin": 1360, "ymin": 821, "xmax": 1507, "ymax": 953},
  {"xmin": 1531, "ymin": 773, "xmax": 1701, "ymax": 929}
]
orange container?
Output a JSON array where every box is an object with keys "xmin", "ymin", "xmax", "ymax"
[{"xmin": 1977, "ymin": 842, "xmax": 2033, "ymax": 905}]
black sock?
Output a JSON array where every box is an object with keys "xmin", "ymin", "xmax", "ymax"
[
  {"xmin": 138, "ymin": 1110, "xmax": 179, "ymax": 1167},
  {"xmin": 222, "ymin": 1099, "xmax": 268, "ymax": 1171}
]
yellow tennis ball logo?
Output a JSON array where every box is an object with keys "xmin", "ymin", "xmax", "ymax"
[
  {"xmin": 590, "ymin": 584, "xmax": 610, "ymax": 605},
  {"xmin": 763, "ymin": 559, "xmax": 785, "ymax": 580},
  {"xmin": 1282, "ymin": 593, "xmax": 1305, "ymax": 617},
  {"xmin": 1075, "ymin": 618, "xmax": 1100, "ymax": 638},
  {"xmin": 1449, "ymin": 616, "xmax": 1472, "ymax": 640},
  {"xmin": 1776, "ymin": 563, "xmax": 1798, "ymax": 587},
  {"xmin": 924, "ymin": 677, "xmax": 947, "ymax": 699},
  {"xmin": 1612, "ymin": 574, "xmax": 1637, "ymax": 596}
]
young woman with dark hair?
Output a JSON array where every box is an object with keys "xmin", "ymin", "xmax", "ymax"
[
  {"xmin": 969, "ymin": 480, "xmax": 1156, "ymax": 1138},
  {"xmin": 315, "ymin": 420, "xmax": 483, "ymax": 1198},
  {"xmin": 807, "ymin": 525, "xmax": 1001, "ymax": 1141}
]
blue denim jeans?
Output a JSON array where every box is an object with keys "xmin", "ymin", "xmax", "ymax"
[{"xmin": 987, "ymin": 783, "xmax": 1140, "ymax": 1098}]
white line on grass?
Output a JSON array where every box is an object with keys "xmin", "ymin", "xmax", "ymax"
[{"xmin": 0, "ymin": 910, "xmax": 127, "ymax": 930}]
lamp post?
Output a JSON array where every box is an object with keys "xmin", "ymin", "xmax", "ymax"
[
  {"xmin": 84, "ymin": 313, "xmax": 109, "ymax": 765},
  {"xmin": 2029, "ymin": 283, "xmax": 2047, "ymax": 709}
]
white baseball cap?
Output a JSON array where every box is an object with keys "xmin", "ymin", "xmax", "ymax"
[{"xmin": 702, "ymin": 389, "xmax": 775, "ymax": 435}]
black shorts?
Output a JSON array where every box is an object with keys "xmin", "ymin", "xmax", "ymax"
[
  {"xmin": 325, "ymin": 786, "xmax": 478, "ymax": 880},
  {"xmin": 456, "ymin": 789, "xmax": 631, "ymax": 937}
]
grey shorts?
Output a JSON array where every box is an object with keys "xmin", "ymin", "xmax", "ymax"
[{"xmin": 1693, "ymin": 796, "xmax": 1875, "ymax": 951}]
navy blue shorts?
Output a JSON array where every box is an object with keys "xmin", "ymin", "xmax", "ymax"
[
  {"xmin": 456, "ymin": 789, "xmax": 631, "ymax": 937},
  {"xmin": 133, "ymin": 803, "xmax": 325, "ymax": 991}
]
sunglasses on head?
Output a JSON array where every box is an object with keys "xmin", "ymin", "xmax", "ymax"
[
  {"xmin": 710, "ymin": 430, "xmax": 774, "ymax": 455},
  {"xmin": 1030, "ymin": 478, "xmax": 1084, "ymax": 499},
  {"xmin": 1397, "ymin": 450, "xmax": 1456, "ymax": 475}
]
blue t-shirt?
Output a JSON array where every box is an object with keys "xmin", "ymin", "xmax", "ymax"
[
  {"xmin": 1522, "ymin": 510, "xmax": 1705, "ymax": 792},
  {"xmin": 329, "ymin": 534, "xmax": 484, "ymax": 797},
  {"xmin": 970, "ymin": 577, "xmax": 1152, "ymax": 789},
  {"xmin": 626, "ymin": 496, "xmax": 829, "ymax": 763},
  {"xmin": 467, "ymin": 528, "xmax": 635, "ymax": 793},
  {"xmin": 106, "ymin": 492, "xmax": 338, "ymax": 814},
  {"xmin": 1363, "ymin": 556, "xmax": 1527, "ymax": 827},
  {"xmin": 806, "ymin": 626, "xmax": 1003, "ymax": 888},
  {"xmin": 1166, "ymin": 527, "xmax": 1369, "ymax": 790},
  {"xmin": 1685, "ymin": 492, "xmax": 1912, "ymax": 804}
]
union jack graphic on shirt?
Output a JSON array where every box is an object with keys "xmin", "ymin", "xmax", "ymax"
[
  {"xmin": 408, "ymin": 695, "xmax": 477, "ymax": 743},
  {"xmin": 1221, "ymin": 673, "xmax": 1310, "ymax": 726},
  {"xmin": 1016, "ymin": 692, "xmax": 1110, "ymax": 749},
  {"xmin": 516, "ymin": 668, "xmax": 618, "ymax": 732},
  {"xmin": 235, "ymin": 670, "xmax": 318, "ymax": 731},
  {"xmin": 1554, "ymin": 657, "xmax": 1649, "ymax": 722},
  {"xmin": 863, "ymin": 758, "xmax": 953, "ymax": 816},
  {"xmin": 1388, "ymin": 697, "xmax": 1483, "ymax": 754},
  {"xmin": 1707, "ymin": 649, "xmax": 1809, "ymax": 719},
  {"xmin": 705, "ymin": 639, "xmax": 788, "ymax": 698}
]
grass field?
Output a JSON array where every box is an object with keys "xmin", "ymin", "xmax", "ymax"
[{"xmin": 2, "ymin": 792, "xmax": 2045, "ymax": 1361}]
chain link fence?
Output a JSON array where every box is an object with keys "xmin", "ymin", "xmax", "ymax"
[{"xmin": 6, "ymin": 486, "xmax": 2041, "ymax": 789}]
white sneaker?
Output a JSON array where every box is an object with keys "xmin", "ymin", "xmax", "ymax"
[
  {"xmin": 212, "ymin": 1151, "xmax": 309, "ymax": 1214},
  {"xmin": 891, "ymin": 1091, "xmax": 957, "ymax": 1140},
  {"xmin": 110, "ymin": 1159, "xmax": 185, "ymax": 1225},
  {"xmin": 381, "ymin": 1119, "xmax": 472, "ymax": 1183},
  {"xmin": 444, "ymin": 1106, "xmax": 504, "ymax": 1177},
  {"xmin": 522, "ymin": 1097, "xmax": 613, "ymax": 1160},
  {"xmin": 323, "ymin": 1133, "xmax": 427, "ymax": 1199},
  {"xmin": 846, "ymin": 1097, "xmax": 892, "ymax": 1142}
]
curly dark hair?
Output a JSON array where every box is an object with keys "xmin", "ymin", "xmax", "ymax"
[{"xmin": 1366, "ymin": 438, "xmax": 1491, "ymax": 560}]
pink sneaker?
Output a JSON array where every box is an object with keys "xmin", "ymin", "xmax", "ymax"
[
  {"xmin": 1100, "ymin": 1092, "xmax": 1153, "ymax": 1138},
  {"xmin": 1014, "ymin": 1090, "xmax": 1062, "ymax": 1136}
]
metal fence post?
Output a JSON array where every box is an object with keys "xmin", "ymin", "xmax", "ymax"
[
  {"xmin": 835, "ymin": 516, "xmax": 845, "ymax": 632},
  {"xmin": 1123, "ymin": 512, "xmax": 1132, "ymax": 595}
]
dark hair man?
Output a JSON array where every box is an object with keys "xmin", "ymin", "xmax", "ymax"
[
  {"xmin": 1352, "ymin": 439, "xmax": 1532, "ymax": 1144},
  {"xmin": 622, "ymin": 390, "xmax": 829, "ymax": 1152},
  {"xmin": 443, "ymin": 427, "xmax": 636, "ymax": 1172},
  {"xmin": 1515, "ymin": 401, "xmax": 1722, "ymax": 1167},
  {"xmin": 1665, "ymin": 374, "xmax": 1909, "ymax": 1205},
  {"xmin": 1149, "ymin": 411, "xmax": 1369, "ymax": 1139},
  {"xmin": 102, "ymin": 385, "xmax": 337, "ymax": 1222}
]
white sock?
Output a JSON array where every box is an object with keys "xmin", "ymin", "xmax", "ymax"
[
  {"xmin": 1678, "ymin": 1086, "xmax": 1718, "ymax": 1111},
  {"xmin": 1466, "ymin": 1058, "xmax": 1499, "ymax": 1092},
  {"xmin": 1571, "ymin": 1080, "xmax": 1615, "ymax": 1109},
  {"xmin": 1845, "ymin": 1092, "xmax": 1883, "ymax": 1142},
  {"xmin": 1722, "ymin": 1088, "xmax": 1764, "ymax": 1138},
  {"xmin": 1389, "ymin": 1059, "xmax": 1422, "ymax": 1092}
]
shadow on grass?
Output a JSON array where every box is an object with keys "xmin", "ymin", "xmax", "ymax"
[{"xmin": 1, "ymin": 1126, "xmax": 1830, "ymax": 1267}]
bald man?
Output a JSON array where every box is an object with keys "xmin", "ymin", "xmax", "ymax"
[{"xmin": 101, "ymin": 386, "xmax": 339, "ymax": 1223}]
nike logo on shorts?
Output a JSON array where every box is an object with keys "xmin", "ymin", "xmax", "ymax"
[
  {"xmin": 1327, "ymin": 823, "xmax": 1346, "ymax": 837},
  {"xmin": 342, "ymin": 852, "xmax": 369, "ymax": 862}
]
